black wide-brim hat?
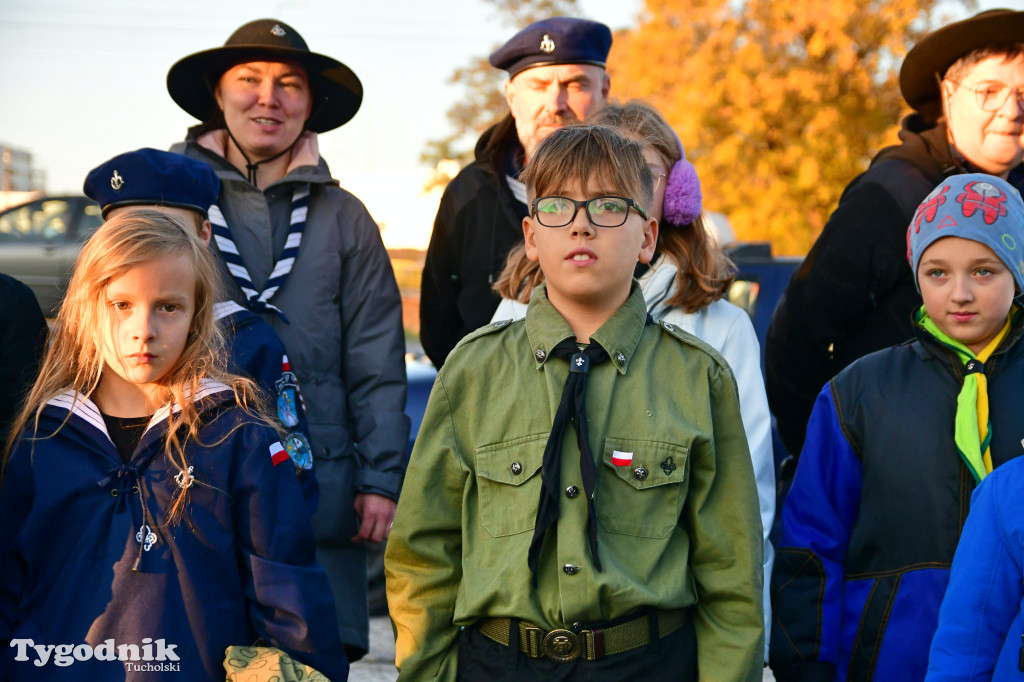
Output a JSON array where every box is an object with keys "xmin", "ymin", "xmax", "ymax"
[
  {"xmin": 167, "ymin": 18, "xmax": 362, "ymax": 133},
  {"xmin": 900, "ymin": 9, "xmax": 1024, "ymax": 121}
]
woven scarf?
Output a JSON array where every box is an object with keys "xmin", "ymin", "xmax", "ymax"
[
  {"xmin": 527, "ymin": 339, "xmax": 608, "ymax": 585},
  {"xmin": 916, "ymin": 307, "xmax": 1012, "ymax": 483},
  {"xmin": 208, "ymin": 185, "xmax": 310, "ymax": 321}
]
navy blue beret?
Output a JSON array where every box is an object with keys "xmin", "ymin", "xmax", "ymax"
[
  {"xmin": 84, "ymin": 148, "xmax": 220, "ymax": 218},
  {"xmin": 489, "ymin": 17, "xmax": 612, "ymax": 79}
]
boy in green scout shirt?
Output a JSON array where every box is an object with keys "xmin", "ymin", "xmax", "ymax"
[{"xmin": 386, "ymin": 124, "xmax": 764, "ymax": 681}]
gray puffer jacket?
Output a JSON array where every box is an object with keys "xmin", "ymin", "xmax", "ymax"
[{"xmin": 173, "ymin": 133, "xmax": 410, "ymax": 504}]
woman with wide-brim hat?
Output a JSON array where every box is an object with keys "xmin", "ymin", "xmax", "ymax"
[
  {"xmin": 765, "ymin": 9, "xmax": 1024, "ymax": 461},
  {"xmin": 168, "ymin": 18, "xmax": 410, "ymax": 662}
]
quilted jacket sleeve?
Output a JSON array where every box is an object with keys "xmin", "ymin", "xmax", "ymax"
[
  {"xmin": 926, "ymin": 462, "xmax": 1024, "ymax": 681},
  {"xmin": 770, "ymin": 383, "xmax": 863, "ymax": 681}
]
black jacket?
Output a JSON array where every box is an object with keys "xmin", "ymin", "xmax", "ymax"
[
  {"xmin": 0, "ymin": 273, "xmax": 46, "ymax": 445},
  {"xmin": 765, "ymin": 114, "xmax": 1024, "ymax": 457},
  {"xmin": 419, "ymin": 116, "xmax": 527, "ymax": 368}
]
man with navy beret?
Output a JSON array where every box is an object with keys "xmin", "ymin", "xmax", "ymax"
[{"xmin": 419, "ymin": 17, "xmax": 613, "ymax": 368}]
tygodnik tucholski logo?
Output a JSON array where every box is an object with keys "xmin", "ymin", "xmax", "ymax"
[{"xmin": 10, "ymin": 638, "xmax": 181, "ymax": 671}]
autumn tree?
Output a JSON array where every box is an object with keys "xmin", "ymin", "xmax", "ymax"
[
  {"xmin": 422, "ymin": 0, "xmax": 580, "ymax": 190},
  {"xmin": 609, "ymin": 0, "xmax": 973, "ymax": 255}
]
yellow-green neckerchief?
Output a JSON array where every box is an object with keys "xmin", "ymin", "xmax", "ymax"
[{"xmin": 916, "ymin": 307, "xmax": 1012, "ymax": 483}]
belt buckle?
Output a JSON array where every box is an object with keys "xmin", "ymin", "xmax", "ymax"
[{"xmin": 542, "ymin": 628, "xmax": 580, "ymax": 662}]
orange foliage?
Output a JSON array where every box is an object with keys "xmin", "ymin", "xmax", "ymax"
[{"xmin": 608, "ymin": 0, "xmax": 973, "ymax": 255}]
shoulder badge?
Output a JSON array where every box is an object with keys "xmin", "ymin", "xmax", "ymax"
[
  {"xmin": 275, "ymin": 355, "xmax": 303, "ymax": 428},
  {"xmin": 284, "ymin": 433, "xmax": 314, "ymax": 470}
]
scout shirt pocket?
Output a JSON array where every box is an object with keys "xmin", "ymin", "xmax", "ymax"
[
  {"xmin": 475, "ymin": 434, "xmax": 547, "ymax": 538},
  {"xmin": 596, "ymin": 437, "xmax": 689, "ymax": 538}
]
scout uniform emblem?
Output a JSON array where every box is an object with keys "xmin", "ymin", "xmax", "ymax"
[
  {"xmin": 136, "ymin": 524, "xmax": 157, "ymax": 551},
  {"xmin": 285, "ymin": 433, "xmax": 314, "ymax": 471},
  {"xmin": 275, "ymin": 355, "xmax": 302, "ymax": 428}
]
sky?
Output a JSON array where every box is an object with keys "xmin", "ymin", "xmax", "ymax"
[
  {"xmin": 0, "ymin": 0, "xmax": 999, "ymax": 249},
  {"xmin": 0, "ymin": 0, "xmax": 640, "ymax": 249}
]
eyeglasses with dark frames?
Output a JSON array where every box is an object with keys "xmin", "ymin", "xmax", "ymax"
[
  {"xmin": 530, "ymin": 195, "xmax": 648, "ymax": 228},
  {"xmin": 947, "ymin": 79, "xmax": 1024, "ymax": 112}
]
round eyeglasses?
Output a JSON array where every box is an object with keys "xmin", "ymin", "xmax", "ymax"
[
  {"xmin": 530, "ymin": 196, "xmax": 648, "ymax": 228},
  {"xmin": 948, "ymin": 79, "xmax": 1024, "ymax": 112}
]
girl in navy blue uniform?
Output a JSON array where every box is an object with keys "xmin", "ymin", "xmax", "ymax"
[{"xmin": 0, "ymin": 209, "xmax": 347, "ymax": 681}]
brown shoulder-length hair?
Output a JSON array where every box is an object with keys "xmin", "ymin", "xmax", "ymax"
[
  {"xmin": 496, "ymin": 102, "xmax": 735, "ymax": 312},
  {"xmin": 3, "ymin": 208, "xmax": 269, "ymax": 523},
  {"xmin": 493, "ymin": 123, "xmax": 654, "ymax": 302}
]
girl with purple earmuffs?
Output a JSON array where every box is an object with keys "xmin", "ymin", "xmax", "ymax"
[{"xmin": 490, "ymin": 100, "xmax": 775, "ymax": 661}]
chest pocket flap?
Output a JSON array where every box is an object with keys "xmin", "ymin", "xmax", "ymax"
[
  {"xmin": 597, "ymin": 437, "xmax": 689, "ymax": 538},
  {"xmin": 476, "ymin": 433, "xmax": 547, "ymax": 537}
]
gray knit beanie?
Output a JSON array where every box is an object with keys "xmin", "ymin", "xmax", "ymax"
[{"xmin": 908, "ymin": 173, "xmax": 1024, "ymax": 292}]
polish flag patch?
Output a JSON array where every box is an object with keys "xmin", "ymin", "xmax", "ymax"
[
  {"xmin": 611, "ymin": 450, "xmax": 633, "ymax": 466},
  {"xmin": 270, "ymin": 441, "xmax": 289, "ymax": 467},
  {"xmin": 282, "ymin": 355, "xmax": 292, "ymax": 372}
]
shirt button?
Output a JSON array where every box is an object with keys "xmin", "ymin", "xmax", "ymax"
[
  {"xmin": 634, "ymin": 467, "xmax": 648, "ymax": 481},
  {"xmin": 535, "ymin": 349, "xmax": 546, "ymax": 361},
  {"xmin": 616, "ymin": 352, "xmax": 626, "ymax": 366},
  {"xmin": 510, "ymin": 462, "xmax": 523, "ymax": 475},
  {"xmin": 563, "ymin": 564, "xmax": 580, "ymax": 576},
  {"xmin": 565, "ymin": 485, "xmax": 579, "ymax": 498}
]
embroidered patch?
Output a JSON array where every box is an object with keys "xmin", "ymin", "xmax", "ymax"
[
  {"xmin": 174, "ymin": 465, "xmax": 195, "ymax": 489},
  {"xmin": 957, "ymin": 180, "xmax": 1008, "ymax": 225},
  {"xmin": 275, "ymin": 355, "xmax": 302, "ymax": 428},
  {"xmin": 136, "ymin": 524, "xmax": 157, "ymax": 551},
  {"xmin": 269, "ymin": 441, "xmax": 289, "ymax": 467},
  {"xmin": 285, "ymin": 433, "xmax": 314, "ymax": 471},
  {"xmin": 611, "ymin": 450, "xmax": 633, "ymax": 466},
  {"xmin": 661, "ymin": 456, "xmax": 677, "ymax": 476}
]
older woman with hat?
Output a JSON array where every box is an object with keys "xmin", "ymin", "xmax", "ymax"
[
  {"xmin": 765, "ymin": 9, "xmax": 1024, "ymax": 462},
  {"xmin": 167, "ymin": 18, "xmax": 410, "ymax": 661}
]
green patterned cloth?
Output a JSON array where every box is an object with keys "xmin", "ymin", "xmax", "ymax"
[{"xmin": 223, "ymin": 646, "xmax": 330, "ymax": 681}]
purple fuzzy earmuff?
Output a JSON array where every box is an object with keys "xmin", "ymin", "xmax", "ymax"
[{"xmin": 661, "ymin": 130, "xmax": 702, "ymax": 226}]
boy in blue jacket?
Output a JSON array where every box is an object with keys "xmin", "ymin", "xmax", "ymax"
[
  {"xmin": 770, "ymin": 173, "xmax": 1024, "ymax": 681},
  {"xmin": 83, "ymin": 149, "xmax": 317, "ymax": 507},
  {"xmin": 927, "ymin": 453, "xmax": 1024, "ymax": 680}
]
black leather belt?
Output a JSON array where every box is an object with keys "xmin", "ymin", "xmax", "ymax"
[{"xmin": 476, "ymin": 609, "xmax": 688, "ymax": 663}]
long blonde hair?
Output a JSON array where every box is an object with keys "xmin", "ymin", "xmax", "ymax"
[
  {"xmin": 3, "ymin": 208, "xmax": 265, "ymax": 522},
  {"xmin": 495, "ymin": 102, "xmax": 735, "ymax": 312}
]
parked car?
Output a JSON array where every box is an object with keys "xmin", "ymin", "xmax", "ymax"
[
  {"xmin": 724, "ymin": 242, "xmax": 801, "ymax": 381},
  {"xmin": 0, "ymin": 195, "xmax": 104, "ymax": 315}
]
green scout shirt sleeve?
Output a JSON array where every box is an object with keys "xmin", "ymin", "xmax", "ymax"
[
  {"xmin": 685, "ymin": 363, "xmax": 765, "ymax": 681},
  {"xmin": 386, "ymin": 376, "xmax": 466, "ymax": 682}
]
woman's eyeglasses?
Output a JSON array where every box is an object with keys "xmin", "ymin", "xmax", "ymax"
[
  {"xmin": 530, "ymin": 196, "xmax": 648, "ymax": 228},
  {"xmin": 947, "ymin": 79, "xmax": 1024, "ymax": 112}
]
